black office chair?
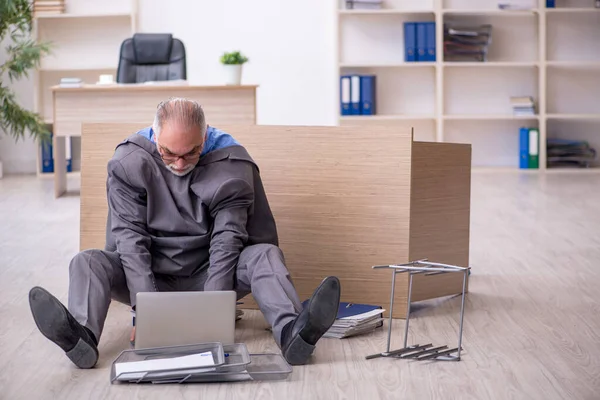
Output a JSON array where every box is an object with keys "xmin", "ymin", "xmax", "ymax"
[{"xmin": 116, "ymin": 33, "xmax": 187, "ymax": 84}]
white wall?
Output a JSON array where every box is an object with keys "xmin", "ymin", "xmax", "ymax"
[
  {"xmin": 0, "ymin": 38, "xmax": 38, "ymax": 175},
  {"xmin": 137, "ymin": 0, "xmax": 338, "ymax": 126},
  {"xmin": 0, "ymin": 0, "xmax": 338, "ymax": 175}
]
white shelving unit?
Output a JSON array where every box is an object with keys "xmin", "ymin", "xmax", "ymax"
[
  {"xmin": 336, "ymin": 0, "xmax": 600, "ymax": 171},
  {"xmin": 32, "ymin": 0, "xmax": 138, "ymax": 177}
]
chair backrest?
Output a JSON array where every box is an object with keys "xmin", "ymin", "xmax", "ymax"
[
  {"xmin": 80, "ymin": 123, "xmax": 471, "ymax": 317},
  {"xmin": 116, "ymin": 33, "xmax": 186, "ymax": 84}
]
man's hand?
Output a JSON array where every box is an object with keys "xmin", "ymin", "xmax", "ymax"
[{"xmin": 130, "ymin": 326, "xmax": 136, "ymax": 344}]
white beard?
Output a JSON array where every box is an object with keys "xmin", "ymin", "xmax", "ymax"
[{"xmin": 166, "ymin": 163, "xmax": 195, "ymax": 176}]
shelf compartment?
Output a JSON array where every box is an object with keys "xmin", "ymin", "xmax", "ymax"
[
  {"xmin": 442, "ymin": 14, "xmax": 539, "ymax": 63},
  {"xmin": 546, "ymin": 11, "xmax": 600, "ymax": 62},
  {"xmin": 339, "ymin": 0, "xmax": 434, "ymax": 13},
  {"xmin": 445, "ymin": 119, "xmax": 539, "ymax": 168},
  {"xmin": 55, "ymin": 0, "xmax": 133, "ymax": 15},
  {"xmin": 37, "ymin": 17, "xmax": 132, "ymax": 71},
  {"xmin": 340, "ymin": 67, "xmax": 436, "ymax": 116},
  {"xmin": 546, "ymin": 119, "xmax": 600, "ymax": 169},
  {"xmin": 444, "ymin": 67, "xmax": 538, "ymax": 116},
  {"xmin": 546, "ymin": 67, "xmax": 600, "ymax": 115},
  {"xmin": 339, "ymin": 13, "xmax": 435, "ymax": 65}
]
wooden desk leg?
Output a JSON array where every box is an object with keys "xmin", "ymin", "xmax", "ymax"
[{"xmin": 53, "ymin": 136, "xmax": 67, "ymax": 198}]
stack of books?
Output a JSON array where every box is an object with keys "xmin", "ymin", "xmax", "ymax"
[
  {"xmin": 33, "ymin": 0, "xmax": 65, "ymax": 16},
  {"xmin": 302, "ymin": 300, "xmax": 384, "ymax": 339},
  {"xmin": 444, "ymin": 23, "xmax": 492, "ymax": 62},
  {"xmin": 511, "ymin": 96, "xmax": 536, "ymax": 116},
  {"xmin": 59, "ymin": 77, "xmax": 82, "ymax": 87},
  {"xmin": 547, "ymin": 139, "xmax": 597, "ymax": 169},
  {"xmin": 344, "ymin": 0, "xmax": 383, "ymax": 10}
]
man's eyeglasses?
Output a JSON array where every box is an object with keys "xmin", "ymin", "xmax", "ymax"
[{"xmin": 157, "ymin": 144, "xmax": 202, "ymax": 163}]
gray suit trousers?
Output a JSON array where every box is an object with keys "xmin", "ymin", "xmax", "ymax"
[{"xmin": 67, "ymin": 243, "xmax": 302, "ymax": 346}]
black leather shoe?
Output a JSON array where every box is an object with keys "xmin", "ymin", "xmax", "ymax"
[
  {"xmin": 281, "ymin": 276, "xmax": 341, "ymax": 365},
  {"xmin": 28, "ymin": 286, "xmax": 99, "ymax": 369}
]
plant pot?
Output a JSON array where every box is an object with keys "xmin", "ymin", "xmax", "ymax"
[{"xmin": 223, "ymin": 64, "xmax": 243, "ymax": 85}]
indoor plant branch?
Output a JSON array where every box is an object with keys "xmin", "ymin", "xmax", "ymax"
[{"xmin": 0, "ymin": 0, "xmax": 52, "ymax": 143}]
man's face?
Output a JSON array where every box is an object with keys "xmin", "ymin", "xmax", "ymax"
[{"xmin": 155, "ymin": 122, "xmax": 204, "ymax": 176}]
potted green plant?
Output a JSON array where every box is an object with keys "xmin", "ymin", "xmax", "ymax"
[
  {"xmin": 220, "ymin": 51, "xmax": 248, "ymax": 85},
  {"xmin": 0, "ymin": 0, "xmax": 52, "ymax": 177}
]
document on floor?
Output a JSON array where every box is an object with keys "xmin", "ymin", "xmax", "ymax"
[
  {"xmin": 114, "ymin": 351, "xmax": 216, "ymax": 381},
  {"xmin": 301, "ymin": 300, "xmax": 385, "ymax": 339}
]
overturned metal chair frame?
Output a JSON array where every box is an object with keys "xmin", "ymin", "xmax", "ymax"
[{"xmin": 366, "ymin": 260, "xmax": 470, "ymax": 362}]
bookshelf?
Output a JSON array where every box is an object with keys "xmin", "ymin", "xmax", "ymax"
[
  {"xmin": 32, "ymin": 0, "xmax": 138, "ymax": 177},
  {"xmin": 336, "ymin": 0, "xmax": 600, "ymax": 171}
]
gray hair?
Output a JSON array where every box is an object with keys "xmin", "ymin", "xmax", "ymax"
[{"xmin": 152, "ymin": 97, "xmax": 207, "ymax": 139}]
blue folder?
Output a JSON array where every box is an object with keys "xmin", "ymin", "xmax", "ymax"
[
  {"xmin": 416, "ymin": 22, "xmax": 427, "ymax": 61},
  {"xmin": 519, "ymin": 127, "xmax": 530, "ymax": 169},
  {"xmin": 425, "ymin": 22, "xmax": 436, "ymax": 62},
  {"xmin": 404, "ymin": 22, "xmax": 416, "ymax": 62},
  {"xmin": 302, "ymin": 300, "xmax": 382, "ymax": 319},
  {"xmin": 360, "ymin": 75, "xmax": 376, "ymax": 115},
  {"xmin": 340, "ymin": 75, "xmax": 352, "ymax": 116}
]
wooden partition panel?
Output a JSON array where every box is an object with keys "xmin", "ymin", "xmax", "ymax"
[
  {"xmin": 218, "ymin": 125, "xmax": 414, "ymax": 311},
  {"xmin": 80, "ymin": 123, "xmax": 416, "ymax": 316},
  {"xmin": 79, "ymin": 124, "xmax": 146, "ymax": 251},
  {"xmin": 408, "ymin": 141, "xmax": 472, "ymax": 303}
]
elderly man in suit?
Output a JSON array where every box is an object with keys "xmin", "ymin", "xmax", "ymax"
[{"xmin": 28, "ymin": 97, "xmax": 341, "ymax": 369}]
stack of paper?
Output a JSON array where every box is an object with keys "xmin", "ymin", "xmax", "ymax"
[
  {"xmin": 114, "ymin": 351, "xmax": 216, "ymax": 382},
  {"xmin": 59, "ymin": 78, "xmax": 82, "ymax": 88},
  {"xmin": 301, "ymin": 301, "xmax": 384, "ymax": 339},
  {"xmin": 511, "ymin": 96, "xmax": 536, "ymax": 116},
  {"xmin": 444, "ymin": 24, "xmax": 493, "ymax": 62},
  {"xmin": 547, "ymin": 139, "xmax": 597, "ymax": 169}
]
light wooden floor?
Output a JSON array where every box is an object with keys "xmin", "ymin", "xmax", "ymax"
[{"xmin": 1, "ymin": 172, "xmax": 599, "ymax": 400}]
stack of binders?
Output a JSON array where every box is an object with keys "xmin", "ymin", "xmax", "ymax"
[
  {"xmin": 340, "ymin": 75, "xmax": 377, "ymax": 116},
  {"xmin": 444, "ymin": 23, "xmax": 492, "ymax": 62},
  {"xmin": 404, "ymin": 22, "xmax": 436, "ymax": 62}
]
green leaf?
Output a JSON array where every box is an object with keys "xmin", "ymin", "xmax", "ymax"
[
  {"xmin": 220, "ymin": 51, "xmax": 249, "ymax": 65},
  {"xmin": 0, "ymin": 0, "xmax": 54, "ymax": 143}
]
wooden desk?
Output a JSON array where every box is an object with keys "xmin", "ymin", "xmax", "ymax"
[{"xmin": 51, "ymin": 83, "xmax": 257, "ymax": 197}]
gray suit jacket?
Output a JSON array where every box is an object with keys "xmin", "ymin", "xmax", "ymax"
[{"xmin": 104, "ymin": 133, "xmax": 278, "ymax": 306}]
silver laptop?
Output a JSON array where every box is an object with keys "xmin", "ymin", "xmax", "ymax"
[{"xmin": 134, "ymin": 290, "xmax": 237, "ymax": 349}]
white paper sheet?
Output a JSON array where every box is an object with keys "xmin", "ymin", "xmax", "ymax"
[{"xmin": 115, "ymin": 351, "xmax": 215, "ymax": 381}]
